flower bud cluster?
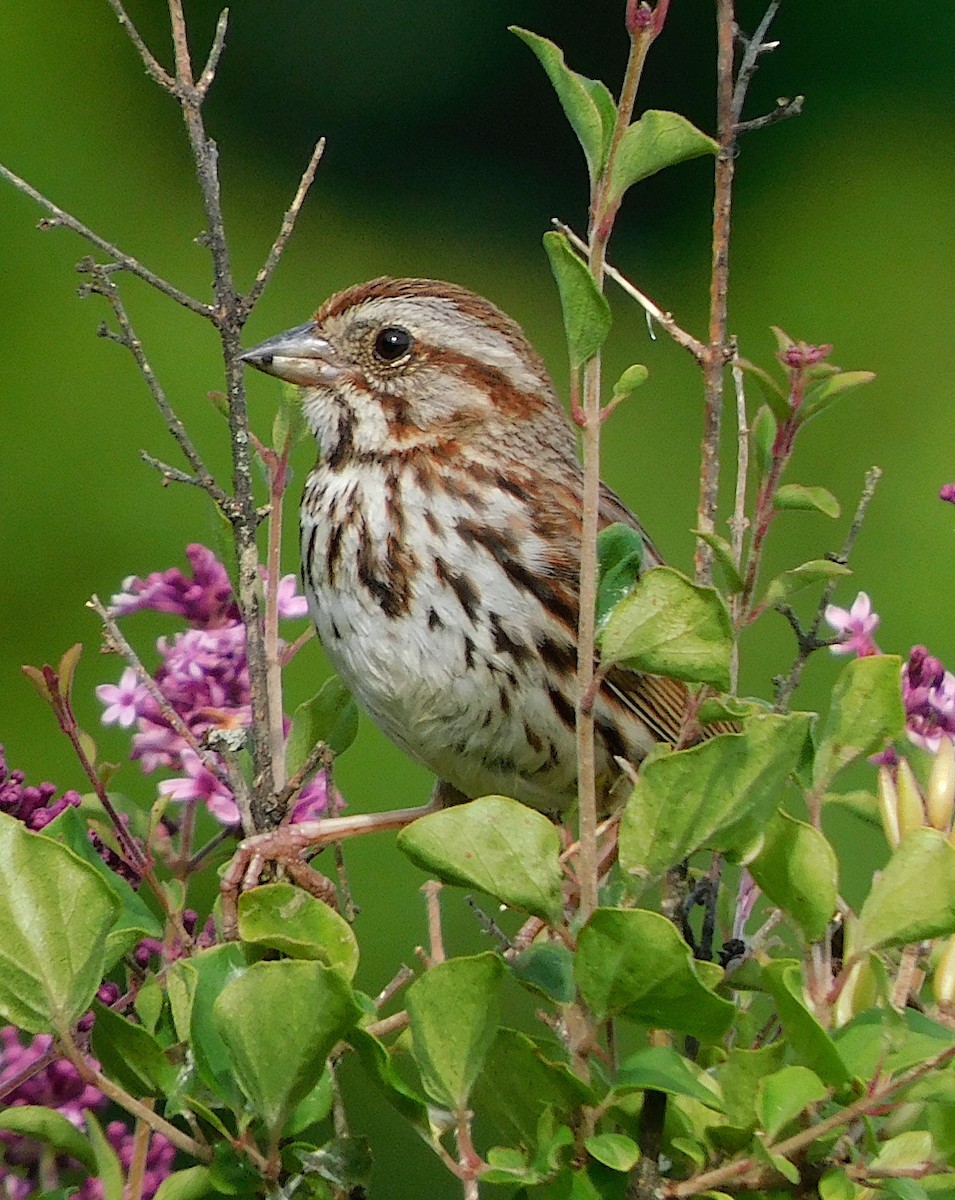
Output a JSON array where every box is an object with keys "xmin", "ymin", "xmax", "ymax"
[
  {"xmin": 0, "ymin": 745, "xmax": 81, "ymax": 831},
  {"xmin": 97, "ymin": 545, "xmax": 338, "ymax": 825}
]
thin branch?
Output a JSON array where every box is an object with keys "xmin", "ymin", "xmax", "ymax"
[
  {"xmin": 553, "ymin": 220, "xmax": 706, "ymax": 362},
  {"xmin": 197, "ymin": 8, "xmax": 230, "ymax": 96},
  {"xmin": 81, "ymin": 260, "xmax": 231, "ymax": 510},
  {"xmin": 241, "ymin": 138, "xmax": 327, "ymax": 317},
  {"xmin": 730, "ymin": 1, "xmax": 782, "ymax": 127},
  {"xmin": 773, "ymin": 466, "xmax": 882, "ymax": 710},
  {"xmin": 736, "ymin": 96, "xmax": 804, "ymax": 135},
  {"xmin": 104, "ymin": 0, "xmax": 176, "ymax": 93},
  {"xmin": 140, "ymin": 451, "xmax": 204, "ymax": 490},
  {"xmin": 0, "ymin": 162, "xmax": 212, "ymax": 317}
]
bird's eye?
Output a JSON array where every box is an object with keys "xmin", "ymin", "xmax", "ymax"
[{"xmin": 373, "ymin": 326, "xmax": 413, "ymax": 363}]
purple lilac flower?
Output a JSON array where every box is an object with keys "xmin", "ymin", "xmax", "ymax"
[
  {"xmin": 75, "ymin": 1122, "xmax": 174, "ymax": 1200},
  {"xmin": 824, "ymin": 591, "xmax": 881, "ymax": 657},
  {"xmin": 0, "ymin": 746, "xmax": 81, "ymax": 832},
  {"xmin": 100, "ymin": 546, "xmax": 338, "ymax": 826},
  {"xmin": 902, "ymin": 645, "xmax": 955, "ymax": 753},
  {"xmin": 940, "ymin": 483, "xmax": 955, "ymax": 504}
]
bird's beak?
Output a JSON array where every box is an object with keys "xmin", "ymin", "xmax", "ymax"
[{"xmin": 240, "ymin": 323, "xmax": 342, "ymax": 386}]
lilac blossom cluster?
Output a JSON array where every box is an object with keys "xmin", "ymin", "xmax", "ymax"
[
  {"xmin": 0, "ymin": 995, "xmax": 173, "ymax": 1200},
  {"xmin": 96, "ymin": 545, "xmax": 338, "ymax": 826},
  {"xmin": 825, "ymin": 591, "xmax": 955, "ymax": 754},
  {"xmin": 0, "ymin": 746, "xmax": 81, "ymax": 831}
]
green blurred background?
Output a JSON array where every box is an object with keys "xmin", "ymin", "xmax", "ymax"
[{"xmin": 1, "ymin": 2, "xmax": 954, "ymax": 1193}]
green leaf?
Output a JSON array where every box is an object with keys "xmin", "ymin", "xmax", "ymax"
[
  {"xmin": 474, "ymin": 1028, "xmax": 592, "ymax": 1146},
  {"xmin": 716, "ymin": 1043, "xmax": 786, "ymax": 1130},
  {"xmin": 0, "ymin": 811, "xmax": 119, "ymax": 1034},
  {"xmin": 91, "ymin": 1000, "xmax": 179, "ymax": 1096},
  {"xmin": 752, "ymin": 1135, "xmax": 800, "ymax": 1185},
  {"xmin": 741, "ymin": 361, "xmax": 790, "ymax": 423},
  {"xmin": 871, "ymin": 1131, "xmax": 935, "ymax": 1173},
  {"xmin": 614, "ymin": 1045, "xmax": 724, "ymax": 1110},
  {"xmin": 608, "ymin": 110, "xmax": 718, "ymax": 204},
  {"xmin": 0, "ymin": 1105, "xmax": 96, "ymax": 1171},
  {"xmin": 511, "ymin": 942, "xmax": 576, "ymax": 1004},
  {"xmin": 167, "ymin": 943, "xmax": 248, "ymax": 1106},
  {"xmin": 397, "ymin": 795, "xmax": 562, "ymax": 921},
  {"xmin": 43, "ymin": 804, "xmax": 162, "ymax": 967},
  {"xmin": 833, "ymin": 1008, "xmax": 953, "ymax": 1079},
  {"xmin": 285, "ymin": 677, "xmax": 358, "ymax": 778},
  {"xmin": 756, "ymin": 1065, "xmax": 827, "ymax": 1138},
  {"xmin": 748, "ymin": 811, "xmax": 838, "ymax": 940},
  {"xmin": 751, "ymin": 405, "xmax": 779, "ymax": 478},
  {"xmin": 759, "ymin": 558, "xmax": 853, "ymax": 608},
  {"xmin": 237, "ymin": 882, "xmax": 359, "ymax": 980},
  {"xmin": 86, "ymin": 1111, "xmax": 124, "ymax": 1200},
  {"xmin": 610, "ymin": 363, "xmax": 649, "ymax": 400},
  {"xmin": 596, "ymin": 522, "xmax": 646, "ymax": 627},
  {"xmin": 286, "ymin": 1070, "xmax": 334, "ymax": 1135},
  {"xmin": 406, "ymin": 952, "xmax": 504, "ymax": 1111},
  {"xmin": 213, "ymin": 959, "xmax": 360, "ymax": 1136},
  {"xmin": 350, "ymin": 1026, "xmax": 430, "ymax": 1133},
  {"xmin": 774, "ymin": 484, "xmax": 841, "ymax": 519},
  {"xmin": 510, "ymin": 28, "xmax": 613, "ymax": 182},
  {"xmin": 800, "ymin": 370, "xmax": 876, "ymax": 424},
  {"xmin": 856, "ymin": 829, "xmax": 955, "ymax": 952},
  {"xmin": 298, "ymin": 1136, "xmax": 373, "ymax": 1191},
  {"xmin": 599, "ymin": 566, "xmax": 733, "ymax": 689},
  {"xmin": 272, "ymin": 381, "xmax": 305, "ymax": 451},
  {"xmin": 760, "ymin": 961, "xmax": 851, "ymax": 1086},
  {"xmin": 691, "ymin": 530, "xmax": 745, "ymax": 594},
  {"xmin": 585, "ymin": 1133, "xmax": 640, "ymax": 1172},
  {"xmin": 620, "ymin": 712, "xmax": 811, "ymax": 890},
  {"xmin": 813, "ymin": 655, "xmax": 905, "ymax": 792},
  {"xmin": 152, "ymin": 1166, "xmax": 217, "ymax": 1200},
  {"xmin": 575, "ymin": 908, "xmax": 734, "ymax": 1041},
  {"xmin": 543, "ymin": 231, "xmax": 612, "ymax": 369}
]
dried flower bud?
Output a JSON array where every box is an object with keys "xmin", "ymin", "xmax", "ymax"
[
  {"xmin": 877, "ymin": 765, "xmax": 901, "ymax": 849},
  {"xmin": 926, "ymin": 736, "xmax": 955, "ymax": 832}
]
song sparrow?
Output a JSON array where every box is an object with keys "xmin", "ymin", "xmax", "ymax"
[{"xmin": 242, "ymin": 277, "xmax": 699, "ymax": 818}]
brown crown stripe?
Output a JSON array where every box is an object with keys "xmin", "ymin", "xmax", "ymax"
[{"xmin": 547, "ymin": 684, "xmax": 576, "ymax": 731}]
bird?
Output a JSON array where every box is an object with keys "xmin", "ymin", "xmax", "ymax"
[{"xmin": 241, "ymin": 276, "xmax": 701, "ymax": 826}]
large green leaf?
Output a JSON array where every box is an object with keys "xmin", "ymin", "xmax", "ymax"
[
  {"xmin": 473, "ymin": 1028, "xmax": 592, "ymax": 1146},
  {"xmin": 0, "ymin": 1105, "xmax": 96, "ymax": 1171},
  {"xmin": 406, "ymin": 953, "xmax": 504, "ymax": 1111},
  {"xmin": 285, "ymin": 676, "xmax": 358, "ymax": 778},
  {"xmin": 397, "ymin": 795, "xmax": 563, "ymax": 921},
  {"xmin": 213, "ymin": 959, "xmax": 360, "ymax": 1136},
  {"xmin": 167, "ymin": 943, "xmax": 248, "ymax": 1107},
  {"xmin": 91, "ymin": 1000, "xmax": 179, "ymax": 1096},
  {"xmin": 43, "ymin": 803, "xmax": 162, "ymax": 967},
  {"xmin": 756, "ymin": 1065, "xmax": 828, "ymax": 1138},
  {"xmin": 0, "ymin": 811, "xmax": 119, "ymax": 1033},
  {"xmin": 607, "ymin": 110, "xmax": 717, "ymax": 203},
  {"xmin": 510, "ymin": 28, "xmax": 614, "ymax": 183},
  {"xmin": 760, "ymin": 961, "xmax": 851, "ymax": 1086},
  {"xmin": 575, "ymin": 908, "xmax": 733, "ymax": 1041},
  {"xmin": 599, "ymin": 566, "xmax": 733, "ymax": 689},
  {"xmin": 614, "ymin": 1045, "xmax": 724, "ymax": 1111},
  {"xmin": 856, "ymin": 829, "xmax": 955, "ymax": 952},
  {"xmin": 620, "ymin": 712, "xmax": 811, "ymax": 889},
  {"xmin": 237, "ymin": 882, "xmax": 359, "ymax": 979},
  {"xmin": 748, "ymin": 811, "xmax": 838, "ymax": 941},
  {"xmin": 543, "ymin": 231, "xmax": 612, "ymax": 369},
  {"xmin": 813, "ymin": 655, "xmax": 905, "ymax": 792}
]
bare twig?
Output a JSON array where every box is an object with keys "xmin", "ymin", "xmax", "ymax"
[
  {"xmin": 139, "ymin": 452, "xmax": 204, "ymax": 490},
  {"xmin": 81, "ymin": 260, "xmax": 231, "ymax": 510},
  {"xmin": 104, "ymin": 0, "xmax": 176, "ymax": 93},
  {"xmin": 0, "ymin": 161, "xmax": 212, "ymax": 317},
  {"xmin": 553, "ymin": 220, "xmax": 706, "ymax": 362},
  {"xmin": 422, "ymin": 880, "xmax": 446, "ymax": 965},
  {"xmin": 197, "ymin": 8, "xmax": 230, "ymax": 96},
  {"xmin": 773, "ymin": 466, "xmax": 882, "ymax": 710},
  {"xmin": 730, "ymin": 2, "xmax": 783, "ymax": 127},
  {"xmin": 735, "ymin": 96, "xmax": 804, "ymax": 135},
  {"xmin": 241, "ymin": 138, "xmax": 327, "ymax": 318}
]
